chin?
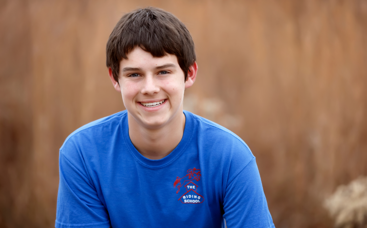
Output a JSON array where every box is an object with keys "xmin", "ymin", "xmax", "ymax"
[
  {"xmin": 142, "ymin": 119, "xmax": 168, "ymax": 129},
  {"xmin": 138, "ymin": 113, "xmax": 165, "ymax": 123}
]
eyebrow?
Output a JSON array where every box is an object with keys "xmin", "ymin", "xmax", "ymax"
[
  {"xmin": 121, "ymin": 64, "xmax": 176, "ymax": 73},
  {"xmin": 121, "ymin": 67, "xmax": 141, "ymax": 73},
  {"xmin": 155, "ymin": 63, "xmax": 176, "ymax": 69}
]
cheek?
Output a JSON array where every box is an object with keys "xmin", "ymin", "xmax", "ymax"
[
  {"xmin": 163, "ymin": 79, "xmax": 185, "ymax": 93},
  {"xmin": 121, "ymin": 82, "xmax": 140, "ymax": 100}
]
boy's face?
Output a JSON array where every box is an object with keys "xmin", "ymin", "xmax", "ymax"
[{"xmin": 109, "ymin": 46, "xmax": 197, "ymax": 130}]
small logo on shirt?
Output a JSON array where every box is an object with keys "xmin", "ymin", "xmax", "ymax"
[{"xmin": 173, "ymin": 168, "xmax": 204, "ymax": 204}]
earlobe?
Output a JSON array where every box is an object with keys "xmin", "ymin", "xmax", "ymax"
[
  {"xmin": 108, "ymin": 68, "xmax": 121, "ymax": 92},
  {"xmin": 185, "ymin": 62, "xmax": 198, "ymax": 89}
]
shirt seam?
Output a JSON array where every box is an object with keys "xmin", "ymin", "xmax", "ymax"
[
  {"xmin": 192, "ymin": 113, "xmax": 252, "ymax": 153},
  {"xmin": 226, "ymin": 157, "xmax": 256, "ymax": 187},
  {"xmin": 55, "ymin": 220, "xmax": 110, "ymax": 226},
  {"xmin": 60, "ymin": 111, "xmax": 125, "ymax": 151}
]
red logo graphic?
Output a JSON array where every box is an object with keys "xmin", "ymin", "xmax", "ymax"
[{"xmin": 173, "ymin": 168, "xmax": 204, "ymax": 204}]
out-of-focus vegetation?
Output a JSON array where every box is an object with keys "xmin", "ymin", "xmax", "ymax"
[
  {"xmin": 1, "ymin": 0, "xmax": 367, "ymax": 227},
  {"xmin": 324, "ymin": 176, "xmax": 367, "ymax": 228}
]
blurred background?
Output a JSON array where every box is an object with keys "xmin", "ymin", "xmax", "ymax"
[{"xmin": 1, "ymin": 0, "xmax": 367, "ymax": 227}]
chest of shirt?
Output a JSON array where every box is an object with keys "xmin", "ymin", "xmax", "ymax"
[{"xmin": 90, "ymin": 153, "xmax": 224, "ymax": 227}]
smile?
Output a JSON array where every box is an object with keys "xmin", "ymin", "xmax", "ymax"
[{"xmin": 140, "ymin": 100, "xmax": 166, "ymax": 107}]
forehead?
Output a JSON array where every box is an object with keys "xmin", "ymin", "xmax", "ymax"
[{"xmin": 119, "ymin": 46, "xmax": 179, "ymax": 69}]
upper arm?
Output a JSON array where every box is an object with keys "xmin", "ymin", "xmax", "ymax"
[
  {"xmin": 223, "ymin": 158, "xmax": 275, "ymax": 228},
  {"xmin": 55, "ymin": 145, "xmax": 110, "ymax": 228}
]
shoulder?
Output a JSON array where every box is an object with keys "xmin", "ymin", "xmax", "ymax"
[
  {"xmin": 185, "ymin": 111, "xmax": 258, "ymax": 190},
  {"xmin": 60, "ymin": 110, "xmax": 127, "ymax": 155},
  {"xmin": 191, "ymin": 112, "xmax": 244, "ymax": 138},
  {"xmin": 185, "ymin": 111, "xmax": 251, "ymax": 150},
  {"xmin": 185, "ymin": 110, "xmax": 254, "ymax": 164}
]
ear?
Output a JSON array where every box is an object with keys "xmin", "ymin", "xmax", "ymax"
[
  {"xmin": 108, "ymin": 68, "xmax": 121, "ymax": 92},
  {"xmin": 185, "ymin": 62, "xmax": 198, "ymax": 89}
]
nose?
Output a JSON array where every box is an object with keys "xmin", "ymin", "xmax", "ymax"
[{"xmin": 141, "ymin": 75, "xmax": 160, "ymax": 95}]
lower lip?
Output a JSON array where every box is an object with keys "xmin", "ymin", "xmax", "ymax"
[{"xmin": 138, "ymin": 99, "xmax": 167, "ymax": 111}]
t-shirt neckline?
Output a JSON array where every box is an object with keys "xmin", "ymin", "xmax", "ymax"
[{"xmin": 122, "ymin": 110, "xmax": 194, "ymax": 169}]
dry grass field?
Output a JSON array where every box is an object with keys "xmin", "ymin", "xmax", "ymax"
[{"xmin": 1, "ymin": 0, "xmax": 367, "ymax": 227}]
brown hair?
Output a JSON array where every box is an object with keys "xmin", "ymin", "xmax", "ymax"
[{"xmin": 106, "ymin": 7, "xmax": 196, "ymax": 81}]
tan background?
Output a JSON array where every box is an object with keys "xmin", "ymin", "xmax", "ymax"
[{"xmin": 1, "ymin": 0, "xmax": 367, "ymax": 227}]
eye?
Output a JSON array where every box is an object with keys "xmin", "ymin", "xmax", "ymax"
[
  {"xmin": 128, "ymin": 73, "xmax": 140, "ymax": 77},
  {"xmin": 158, "ymin": 70, "xmax": 169, "ymax": 75}
]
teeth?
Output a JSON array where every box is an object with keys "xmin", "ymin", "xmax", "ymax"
[{"xmin": 141, "ymin": 100, "xmax": 165, "ymax": 107}]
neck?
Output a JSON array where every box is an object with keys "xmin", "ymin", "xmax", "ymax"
[{"xmin": 128, "ymin": 112, "xmax": 186, "ymax": 160}]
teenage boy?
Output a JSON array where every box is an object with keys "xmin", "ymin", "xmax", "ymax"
[{"xmin": 56, "ymin": 7, "xmax": 275, "ymax": 228}]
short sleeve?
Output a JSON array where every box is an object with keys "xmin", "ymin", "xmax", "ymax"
[
  {"xmin": 223, "ymin": 158, "xmax": 275, "ymax": 228},
  {"xmin": 55, "ymin": 143, "xmax": 111, "ymax": 228}
]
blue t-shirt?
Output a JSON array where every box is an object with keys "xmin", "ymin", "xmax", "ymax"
[{"xmin": 56, "ymin": 110, "xmax": 275, "ymax": 228}]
